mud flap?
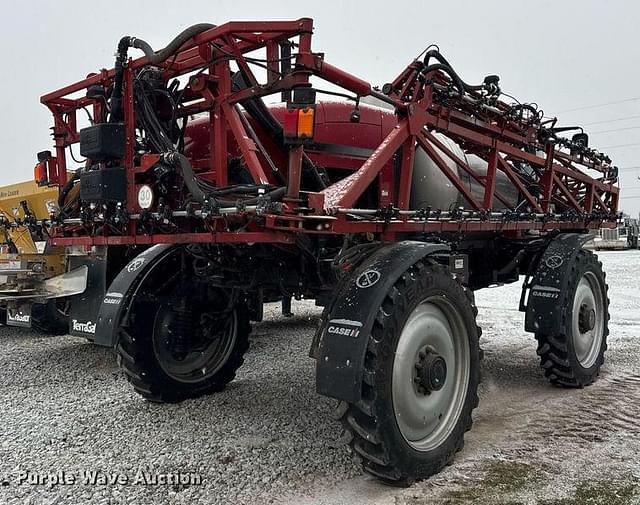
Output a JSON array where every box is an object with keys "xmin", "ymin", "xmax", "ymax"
[
  {"xmin": 6, "ymin": 304, "xmax": 32, "ymax": 328},
  {"xmin": 315, "ymin": 241, "xmax": 449, "ymax": 403},
  {"xmin": 93, "ymin": 244, "xmax": 178, "ymax": 348},
  {"xmin": 524, "ymin": 233, "xmax": 591, "ymax": 335},
  {"xmin": 68, "ymin": 251, "xmax": 108, "ymax": 340}
]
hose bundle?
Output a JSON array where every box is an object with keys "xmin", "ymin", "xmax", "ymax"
[
  {"xmin": 108, "ymin": 23, "xmax": 294, "ymax": 209},
  {"xmin": 130, "ymin": 24, "xmax": 216, "ymax": 64},
  {"xmin": 110, "ymin": 24, "xmax": 216, "ymax": 123},
  {"xmin": 421, "ymin": 49, "xmax": 499, "ymax": 97}
]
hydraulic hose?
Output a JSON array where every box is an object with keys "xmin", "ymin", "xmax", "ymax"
[
  {"xmin": 110, "ymin": 24, "xmax": 216, "ymax": 123},
  {"xmin": 109, "ymin": 37, "xmax": 132, "ymax": 123},
  {"xmin": 200, "ymin": 186, "xmax": 287, "ymax": 208},
  {"xmin": 421, "ymin": 63, "xmax": 466, "ymax": 95},
  {"xmin": 508, "ymin": 103, "xmax": 541, "ymax": 124},
  {"xmin": 166, "ymin": 151, "xmax": 286, "ymax": 208},
  {"xmin": 58, "ymin": 171, "xmax": 81, "ymax": 208},
  {"xmin": 423, "ymin": 49, "xmax": 486, "ymax": 92},
  {"xmin": 110, "ymin": 25, "xmax": 293, "ymax": 206},
  {"xmin": 164, "ymin": 152, "xmax": 208, "ymax": 205},
  {"xmin": 130, "ymin": 23, "xmax": 216, "ymax": 65},
  {"xmin": 242, "ymin": 186, "xmax": 286, "ymax": 205}
]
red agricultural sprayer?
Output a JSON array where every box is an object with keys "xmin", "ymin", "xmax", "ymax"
[{"xmin": 26, "ymin": 18, "xmax": 619, "ymax": 484}]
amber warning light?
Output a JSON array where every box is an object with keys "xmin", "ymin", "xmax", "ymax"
[
  {"xmin": 283, "ymin": 106, "xmax": 315, "ymax": 142},
  {"xmin": 34, "ymin": 162, "xmax": 48, "ymax": 186}
]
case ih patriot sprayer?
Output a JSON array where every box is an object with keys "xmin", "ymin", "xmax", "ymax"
[{"xmin": 30, "ymin": 19, "xmax": 619, "ymax": 484}]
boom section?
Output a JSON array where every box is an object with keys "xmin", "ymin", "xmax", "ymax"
[{"xmin": 38, "ymin": 18, "xmax": 619, "ymax": 246}]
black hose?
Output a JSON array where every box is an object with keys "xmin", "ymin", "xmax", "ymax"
[
  {"xmin": 130, "ymin": 24, "xmax": 216, "ymax": 65},
  {"xmin": 202, "ymin": 184, "xmax": 275, "ymax": 197},
  {"xmin": 242, "ymin": 186, "xmax": 286, "ymax": 205},
  {"xmin": 109, "ymin": 37, "xmax": 131, "ymax": 123},
  {"xmin": 58, "ymin": 172, "xmax": 81, "ymax": 208},
  {"xmin": 421, "ymin": 63, "xmax": 466, "ymax": 95},
  {"xmin": 135, "ymin": 79, "xmax": 175, "ymax": 152},
  {"xmin": 508, "ymin": 103, "xmax": 541, "ymax": 124},
  {"xmin": 110, "ymin": 24, "xmax": 216, "ymax": 123},
  {"xmin": 164, "ymin": 152, "xmax": 208, "ymax": 205},
  {"xmin": 423, "ymin": 49, "xmax": 485, "ymax": 92},
  {"xmin": 197, "ymin": 186, "xmax": 286, "ymax": 207}
]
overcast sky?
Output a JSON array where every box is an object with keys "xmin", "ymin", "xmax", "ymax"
[{"xmin": 2, "ymin": 0, "xmax": 639, "ymax": 216}]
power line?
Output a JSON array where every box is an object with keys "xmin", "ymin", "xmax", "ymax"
[
  {"xmin": 556, "ymin": 97, "xmax": 640, "ymax": 115},
  {"xmin": 599, "ymin": 142, "xmax": 640, "ymax": 150},
  {"xmin": 583, "ymin": 114, "xmax": 640, "ymax": 126},
  {"xmin": 591, "ymin": 126, "xmax": 640, "ymax": 135}
]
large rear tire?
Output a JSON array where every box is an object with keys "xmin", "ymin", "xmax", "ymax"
[
  {"xmin": 336, "ymin": 259, "xmax": 481, "ymax": 486},
  {"xmin": 535, "ymin": 249, "xmax": 609, "ymax": 387}
]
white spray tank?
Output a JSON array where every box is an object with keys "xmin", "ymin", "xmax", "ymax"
[{"xmin": 410, "ymin": 133, "xmax": 518, "ymax": 211}]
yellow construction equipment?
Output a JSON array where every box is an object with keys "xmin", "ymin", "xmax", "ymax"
[
  {"xmin": 0, "ymin": 180, "xmax": 59, "ymax": 254},
  {"xmin": 0, "ymin": 179, "xmax": 75, "ymax": 334}
]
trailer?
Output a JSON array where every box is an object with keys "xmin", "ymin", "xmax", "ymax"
[
  {"xmin": 590, "ymin": 216, "xmax": 639, "ymax": 250},
  {"xmin": 628, "ymin": 217, "xmax": 640, "ymax": 248},
  {"xmin": 30, "ymin": 19, "xmax": 619, "ymax": 485}
]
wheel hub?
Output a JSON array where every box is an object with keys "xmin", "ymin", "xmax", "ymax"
[
  {"xmin": 578, "ymin": 303, "xmax": 596, "ymax": 333},
  {"xmin": 415, "ymin": 349, "xmax": 447, "ymax": 394}
]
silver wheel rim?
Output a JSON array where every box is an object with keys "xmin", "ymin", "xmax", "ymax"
[
  {"xmin": 572, "ymin": 272, "xmax": 604, "ymax": 368},
  {"xmin": 392, "ymin": 297, "xmax": 470, "ymax": 451}
]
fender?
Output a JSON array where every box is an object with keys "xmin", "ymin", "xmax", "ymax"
[
  {"xmin": 315, "ymin": 240, "xmax": 449, "ymax": 403},
  {"xmin": 524, "ymin": 233, "xmax": 591, "ymax": 334},
  {"xmin": 94, "ymin": 244, "xmax": 179, "ymax": 347}
]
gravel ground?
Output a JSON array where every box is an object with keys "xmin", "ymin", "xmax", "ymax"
[{"xmin": 0, "ymin": 250, "xmax": 639, "ymax": 505}]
